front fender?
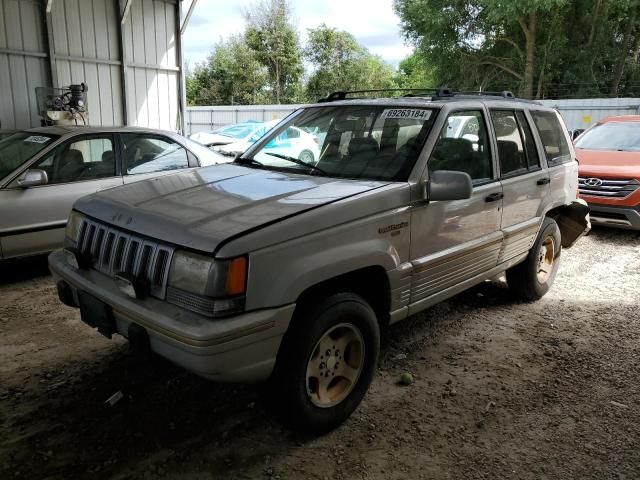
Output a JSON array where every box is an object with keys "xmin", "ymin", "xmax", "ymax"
[{"xmin": 245, "ymin": 235, "xmax": 405, "ymax": 310}]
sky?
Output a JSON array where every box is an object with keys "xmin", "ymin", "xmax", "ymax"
[{"xmin": 182, "ymin": 0, "xmax": 414, "ymax": 70}]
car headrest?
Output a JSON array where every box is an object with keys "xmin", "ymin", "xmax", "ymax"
[
  {"xmin": 497, "ymin": 140, "xmax": 518, "ymax": 157},
  {"xmin": 348, "ymin": 137, "xmax": 379, "ymax": 156},
  {"xmin": 63, "ymin": 149, "xmax": 84, "ymax": 165},
  {"xmin": 433, "ymin": 137, "xmax": 473, "ymax": 161},
  {"xmin": 101, "ymin": 150, "xmax": 115, "ymax": 164}
]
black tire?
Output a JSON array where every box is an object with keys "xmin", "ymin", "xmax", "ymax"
[
  {"xmin": 506, "ymin": 217, "xmax": 561, "ymax": 301},
  {"xmin": 266, "ymin": 292, "xmax": 380, "ymax": 434},
  {"xmin": 299, "ymin": 149, "xmax": 315, "ymax": 163}
]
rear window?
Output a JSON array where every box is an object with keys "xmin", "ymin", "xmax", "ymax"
[
  {"xmin": 574, "ymin": 121, "xmax": 640, "ymax": 152},
  {"xmin": 530, "ymin": 111, "xmax": 572, "ymax": 167}
]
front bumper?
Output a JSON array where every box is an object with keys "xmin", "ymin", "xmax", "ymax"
[
  {"xmin": 587, "ymin": 203, "xmax": 640, "ymax": 230},
  {"xmin": 48, "ymin": 249, "xmax": 294, "ymax": 382}
]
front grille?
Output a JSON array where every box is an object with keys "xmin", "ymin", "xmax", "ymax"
[
  {"xmin": 76, "ymin": 218, "xmax": 174, "ymax": 299},
  {"xmin": 578, "ymin": 177, "xmax": 640, "ymax": 198}
]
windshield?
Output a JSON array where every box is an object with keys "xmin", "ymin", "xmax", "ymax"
[
  {"xmin": 575, "ymin": 121, "xmax": 640, "ymax": 151},
  {"xmin": 246, "ymin": 106, "xmax": 436, "ymax": 181},
  {"xmin": 0, "ymin": 132, "xmax": 59, "ymax": 180}
]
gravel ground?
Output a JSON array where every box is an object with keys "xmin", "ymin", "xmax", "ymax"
[{"xmin": 1, "ymin": 226, "xmax": 639, "ymax": 480}]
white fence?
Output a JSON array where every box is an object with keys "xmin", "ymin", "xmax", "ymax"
[
  {"xmin": 185, "ymin": 98, "xmax": 640, "ymax": 135},
  {"xmin": 540, "ymin": 98, "xmax": 640, "ymax": 131},
  {"xmin": 186, "ymin": 105, "xmax": 302, "ymax": 135}
]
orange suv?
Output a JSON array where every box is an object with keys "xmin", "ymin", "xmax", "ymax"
[{"xmin": 575, "ymin": 115, "xmax": 640, "ymax": 229}]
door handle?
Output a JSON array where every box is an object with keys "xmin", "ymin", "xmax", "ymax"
[
  {"xmin": 485, "ymin": 192, "xmax": 504, "ymax": 202},
  {"xmin": 537, "ymin": 177, "xmax": 551, "ymax": 186}
]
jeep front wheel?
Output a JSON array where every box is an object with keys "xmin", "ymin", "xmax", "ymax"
[
  {"xmin": 267, "ymin": 292, "xmax": 380, "ymax": 433},
  {"xmin": 506, "ymin": 216, "xmax": 561, "ymax": 301}
]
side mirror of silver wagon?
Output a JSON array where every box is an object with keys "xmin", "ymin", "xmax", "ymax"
[{"xmin": 427, "ymin": 170, "xmax": 473, "ymax": 202}]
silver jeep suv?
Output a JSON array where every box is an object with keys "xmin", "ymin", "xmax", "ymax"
[{"xmin": 49, "ymin": 89, "xmax": 590, "ymax": 433}]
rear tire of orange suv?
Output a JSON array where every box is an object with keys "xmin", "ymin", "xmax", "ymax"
[{"xmin": 506, "ymin": 217, "xmax": 561, "ymax": 301}]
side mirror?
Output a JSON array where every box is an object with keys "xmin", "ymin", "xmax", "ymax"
[
  {"xmin": 427, "ymin": 170, "xmax": 473, "ymax": 201},
  {"xmin": 571, "ymin": 129, "xmax": 584, "ymax": 141},
  {"xmin": 16, "ymin": 169, "xmax": 48, "ymax": 188}
]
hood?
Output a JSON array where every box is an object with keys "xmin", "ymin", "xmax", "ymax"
[
  {"xmin": 74, "ymin": 164, "xmax": 389, "ymax": 253},
  {"xmin": 576, "ymin": 148, "xmax": 640, "ymax": 178},
  {"xmin": 215, "ymin": 140, "xmax": 252, "ymax": 154},
  {"xmin": 190, "ymin": 132, "xmax": 236, "ymax": 146}
]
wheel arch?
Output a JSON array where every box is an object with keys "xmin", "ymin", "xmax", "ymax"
[
  {"xmin": 545, "ymin": 199, "xmax": 591, "ymax": 248},
  {"xmin": 294, "ymin": 265, "xmax": 392, "ymax": 330}
]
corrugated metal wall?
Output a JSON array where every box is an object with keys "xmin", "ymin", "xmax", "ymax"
[
  {"xmin": 0, "ymin": 0, "xmax": 51, "ymax": 129},
  {"xmin": 50, "ymin": 0, "xmax": 124, "ymax": 126},
  {"xmin": 0, "ymin": 0, "xmax": 183, "ymax": 131},
  {"xmin": 539, "ymin": 98, "xmax": 640, "ymax": 131},
  {"xmin": 122, "ymin": 0, "xmax": 180, "ymax": 130}
]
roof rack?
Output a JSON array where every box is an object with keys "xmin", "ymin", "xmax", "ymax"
[
  {"xmin": 449, "ymin": 90, "xmax": 516, "ymax": 98},
  {"xmin": 318, "ymin": 87, "xmax": 518, "ymax": 102},
  {"xmin": 318, "ymin": 88, "xmax": 439, "ymax": 103}
]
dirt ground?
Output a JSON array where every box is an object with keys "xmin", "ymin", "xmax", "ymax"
[{"xmin": 1, "ymin": 227, "xmax": 639, "ymax": 480}]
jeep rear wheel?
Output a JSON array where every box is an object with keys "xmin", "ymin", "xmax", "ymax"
[
  {"xmin": 266, "ymin": 292, "xmax": 379, "ymax": 433},
  {"xmin": 506, "ymin": 217, "xmax": 561, "ymax": 301}
]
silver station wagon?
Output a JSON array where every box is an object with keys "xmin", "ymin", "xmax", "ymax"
[
  {"xmin": 0, "ymin": 126, "xmax": 229, "ymax": 260},
  {"xmin": 49, "ymin": 89, "xmax": 590, "ymax": 433}
]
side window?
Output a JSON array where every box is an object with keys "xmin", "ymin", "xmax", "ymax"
[
  {"xmin": 490, "ymin": 110, "xmax": 527, "ymax": 176},
  {"xmin": 32, "ymin": 136, "xmax": 115, "ymax": 185},
  {"xmin": 121, "ymin": 134, "xmax": 189, "ymax": 175},
  {"xmin": 428, "ymin": 110, "xmax": 492, "ymax": 184},
  {"xmin": 516, "ymin": 111, "xmax": 540, "ymax": 169},
  {"xmin": 530, "ymin": 111, "xmax": 571, "ymax": 167}
]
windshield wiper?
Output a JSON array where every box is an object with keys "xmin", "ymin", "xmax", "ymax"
[
  {"xmin": 234, "ymin": 156, "xmax": 265, "ymax": 168},
  {"xmin": 264, "ymin": 152, "xmax": 327, "ymax": 175}
]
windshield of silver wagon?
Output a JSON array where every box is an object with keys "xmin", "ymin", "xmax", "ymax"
[
  {"xmin": 0, "ymin": 132, "xmax": 59, "ymax": 181},
  {"xmin": 246, "ymin": 105, "xmax": 437, "ymax": 181}
]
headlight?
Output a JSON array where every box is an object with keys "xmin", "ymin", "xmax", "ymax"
[
  {"xmin": 167, "ymin": 251, "xmax": 247, "ymax": 318},
  {"xmin": 65, "ymin": 210, "xmax": 84, "ymax": 243}
]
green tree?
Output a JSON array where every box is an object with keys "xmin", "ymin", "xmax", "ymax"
[
  {"xmin": 244, "ymin": 0, "xmax": 303, "ymax": 104},
  {"xmin": 304, "ymin": 24, "xmax": 396, "ymax": 100},
  {"xmin": 394, "ymin": 0, "xmax": 640, "ymax": 99},
  {"xmin": 186, "ymin": 35, "xmax": 268, "ymax": 106},
  {"xmin": 394, "ymin": 50, "xmax": 435, "ymax": 88}
]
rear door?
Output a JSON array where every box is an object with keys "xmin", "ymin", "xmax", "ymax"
[
  {"xmin": 0, "ymin": 134, "xmax": 122, "ymax": 259},
  {"xmin": 490, "ymin": 109, "xmax": 550, "ymax": 263},
  {"xmin": 409, "ymin": 108, "xmax": 504, "ymax": 313}
]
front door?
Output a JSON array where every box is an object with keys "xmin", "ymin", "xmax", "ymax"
[
  {"xmin": 490, "ymin": 110, "xmax": 550, "ymax": 263},
  {"xmin": 0, "ymin": 134, "xmax": 122, "ymax": 259},
  {"xmin": 409, "ymin": 109, "xmax": 503, "ymax": 312}
]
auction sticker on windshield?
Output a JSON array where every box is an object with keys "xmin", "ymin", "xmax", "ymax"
[
  {"xmin": 381, "ymin": 109, "xmax": 432, "ymax": 120},
  {"xmin": 24, "ymin": 136, "xmax": 51, "ymax": 144}
]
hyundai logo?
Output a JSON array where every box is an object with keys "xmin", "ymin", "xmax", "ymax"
[{"xmin": 585, "ymin": 178, "xmax": 603, "ymax": 187}]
